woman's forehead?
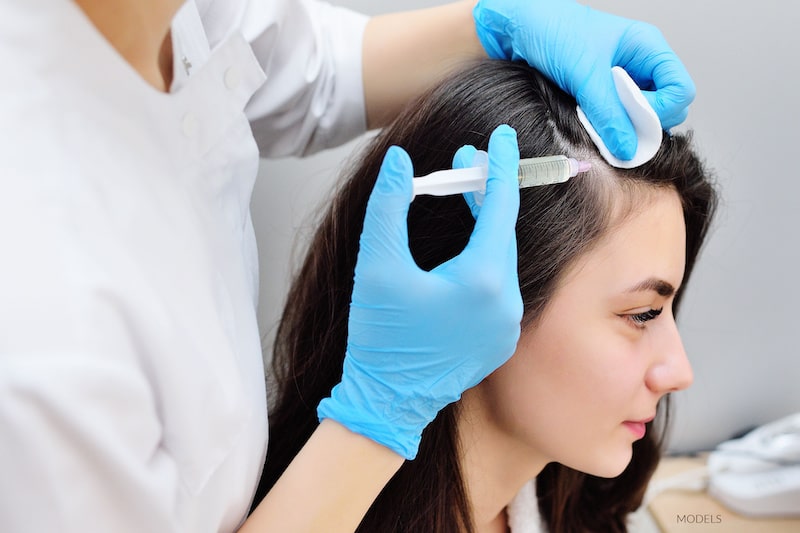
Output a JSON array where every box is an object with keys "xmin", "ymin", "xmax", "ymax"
[{"xmin": 556, "ymin": 187, "xmax": 685, "ymax": 291}]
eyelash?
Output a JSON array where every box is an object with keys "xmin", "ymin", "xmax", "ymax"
[{"xmin": 629, "ymin": 308, "xmax": 663, "ymax": 328}]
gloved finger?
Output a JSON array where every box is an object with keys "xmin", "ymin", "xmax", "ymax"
[
  {"xmin": 466, "ymin": 150, "xmax": 489, "ymax": 217},
  {"xmin": 494, "ymin": 234, "xmax": 524, "ymax": 366},
  {"xmin": 576, "ymin": 73, "xmax": 638, "ymax": 161},
  {"xmin": 356, "ymin": 145, "xmax": 416, "ymax": 267},
  {"xmin": 454, "ymin": 124, "xmax": 520, "ymax": 272},
  {"xmin": 452, "ymin": 145, "xmax": 486, "ymax": 219},
  {"xmin": 616, "ymin": 24, "xmax": 696, "ymax": 131},
  {"xmin": 642, "ymin": 89, "xmax": 689, "ymax": 131},
  {"xmin": 452, "ymin": 144, "xmax": 477, "ymax": 170},
  {"xmin": 463, "ymin": 226, "xmax": 524, "ymax": 389},
  {"xmin": 641, "ymin": 60, "xmax": 696, "ymax": 130}
]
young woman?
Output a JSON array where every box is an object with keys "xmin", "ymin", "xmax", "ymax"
[{"xmin": 254, "ymin": 60, "xmax": 717, "ymax": 532}]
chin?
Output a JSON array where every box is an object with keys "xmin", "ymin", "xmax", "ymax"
[{"xmin": 573, "ymin": 445, "xmax": 634, "ymax": 479}]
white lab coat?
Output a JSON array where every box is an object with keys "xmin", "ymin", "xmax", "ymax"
[
  {"xmin": 506, "ymin": 479, "xmax": 656, "ymax": 532},
  {"xmin": 0, "ymin": 0, "xmax": 367, "ymax": 531},
  {"xmin": 507, "ymin": 480, "xmax": 547, "ymax": 532}
]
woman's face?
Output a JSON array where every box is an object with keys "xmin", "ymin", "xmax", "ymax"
[{"xmin": 476, "ymin": 186, "xmax": 692, "ymax": 478}]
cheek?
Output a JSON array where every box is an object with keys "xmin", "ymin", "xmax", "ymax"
[
  {"xmin": 522, "ymin": 323, "xmax": 618, "ymax": 399},
  {"xmin": 480, "ymin": 329, "xmax": 595, "ymax": 438},
  {"xmin": 488, "ymin": 323, "xmax": 646, "ymax": 431}
]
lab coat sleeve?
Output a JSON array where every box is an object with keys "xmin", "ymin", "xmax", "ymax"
[
  {"xmin": 0, "ymin": 355, "xmax": 181, "ymax": 533},
  {"xmin": 236, "ymin": 0, "xmax": 369, "ymax": 157}
]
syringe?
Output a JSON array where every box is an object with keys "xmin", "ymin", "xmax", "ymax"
[{"xmin": 412, "ymin": 155, "xmax": 591, "ymax": 198}]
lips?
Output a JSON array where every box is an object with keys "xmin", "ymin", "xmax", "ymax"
[
  {"xmin": 622, "ymin": 415, "xmax": 655, "ymax": 440},
  {"xmin": 623, "ymin": 421, "xmax": 647, "ymax": 439}
]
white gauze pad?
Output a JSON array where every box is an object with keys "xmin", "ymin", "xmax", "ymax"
[{"xmin": 576, "ymin": 66, "xmax": 663, "ymax": 169}]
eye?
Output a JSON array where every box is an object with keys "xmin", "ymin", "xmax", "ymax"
[{"xmin": 628, "ymin": 307, "xmax": 664, "ymax": 328}]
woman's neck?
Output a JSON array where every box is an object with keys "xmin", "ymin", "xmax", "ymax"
[
  {"xmin": 457, "ymin": 387, "xmax": 548, "ymax": 533},
  {"xmin": 74, "ymin": 0, "xmax": 183, "ymax": 91}
]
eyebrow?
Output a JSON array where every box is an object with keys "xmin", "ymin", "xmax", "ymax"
[{"xmin": 625, "ymin": 278, "xmax": 676, "ymax": 297}]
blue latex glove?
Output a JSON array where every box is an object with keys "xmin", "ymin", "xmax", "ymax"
[
  {"xmin": 317, "ymin": 125, "xmax": 523, "ymax": 460},
  {"xmin": 473, "ymin": 0, "xmax": 695, "ymax": 160},
  {"xmin": 453, "ymin": 145, "xmax": 486, "ymax": 218}
]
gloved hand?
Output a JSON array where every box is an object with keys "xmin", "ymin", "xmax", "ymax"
[
  {"xmin": 473, "ymin": 0, "xmax": 695, "ymax": 160},
  {"xmin": 317, "ymin": 125, "xmax": 523, "ymax": 460}
]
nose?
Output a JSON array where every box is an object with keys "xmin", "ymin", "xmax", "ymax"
[{"xmin": 645, "ymin": 315, "xmax": 694, "ymax": 394}]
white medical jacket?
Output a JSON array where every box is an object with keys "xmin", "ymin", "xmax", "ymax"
[{"xmin": 0, "ymin": 0, "xmax": 367, "ymax": 531}]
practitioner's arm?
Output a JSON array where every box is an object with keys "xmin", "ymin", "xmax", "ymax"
[
  {"xmin": 240, "ymin": 420, "xmax": 403, "ymax": 533},
  {"xmin": 362, "ymin": 0, "xmax": 483, "ymax": 128}
]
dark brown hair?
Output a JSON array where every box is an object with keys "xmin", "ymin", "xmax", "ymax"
[{"xmin": 253, "ymin": 59, "xmax": 717, "ymax": 532}]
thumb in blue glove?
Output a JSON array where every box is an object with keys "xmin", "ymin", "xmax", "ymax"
[
  {"xmin": 473, "ymin": 0, "xmax": 695, "ymax": 160},
  {"xmin": 317, "ymin": 124, "xmax": 523, "ymax": 460},
  {"xmin": 452, "ymin": 144, "xmax": 489, "ymax": 219}
]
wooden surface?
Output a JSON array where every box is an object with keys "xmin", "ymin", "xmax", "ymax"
[{"xmin": 647, "ymin": 455, "xmax": 800, "ymax": 532}]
